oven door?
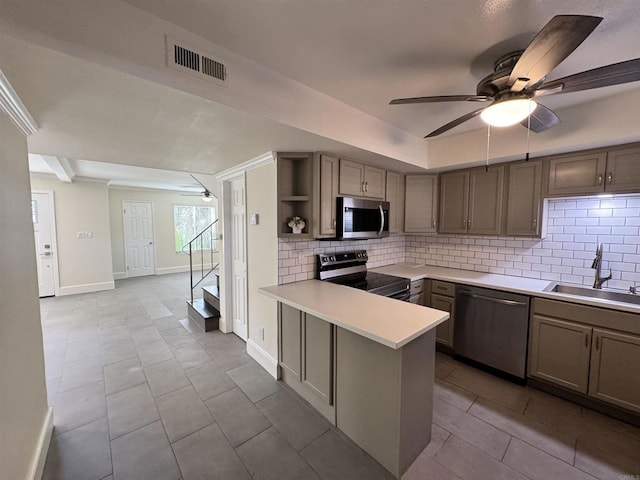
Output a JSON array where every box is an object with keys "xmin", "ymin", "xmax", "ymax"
[
  {"xmin": 388, "ymin": 290, "xmax": 411, "ymax": 302},
  {"xmin": 336, "ymin": 197, "xmax": 390, "ymax": 240}
]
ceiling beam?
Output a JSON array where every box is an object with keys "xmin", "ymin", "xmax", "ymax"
[{"xmin": 41, "ymin": 155, "xmax": 75, "ymax": 183}]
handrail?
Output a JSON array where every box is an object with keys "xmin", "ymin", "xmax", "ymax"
[{"xmin": 182, "ymin": 219, "xmax": 219, "ymax": 303}]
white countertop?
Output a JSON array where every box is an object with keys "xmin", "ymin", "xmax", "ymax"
[
  {"xmin": 259, "ymin": 280, "xmax": 449, "ymax": 349},
  {"xmin": 372, "ymin": 263, "xmax": 640, "ymax": 314}
]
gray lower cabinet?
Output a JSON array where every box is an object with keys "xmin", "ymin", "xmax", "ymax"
[
  {"xmin": 589, "ymin": 328, "xmax": 640, "ymax": 413},
  {"xmin": 431, "ymin": 294, "xmax": 455, "ymax": 348},
  {"xmin": 529, "ymin": 298, "xmax": 640, "ymax": 414},
  {"xmin": 529, "ymin": 314, "xmax": 591, "ymax": 393},
  {"xmin": 278, "ymin": 303, "xmax": 335, "ymax": 423}
]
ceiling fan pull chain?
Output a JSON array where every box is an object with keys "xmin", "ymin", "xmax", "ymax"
[
  {"xmin": 485, "ymin": 124, "xmax": 491, "ymax": 172},
  {"xmin": 525, "ymin": 112, "xmax": 531, "ymax": 161}
]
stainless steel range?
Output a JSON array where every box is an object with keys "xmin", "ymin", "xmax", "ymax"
[{"xmin": 317, "ymin": 250, "xmax": 410, "ymax": 301}]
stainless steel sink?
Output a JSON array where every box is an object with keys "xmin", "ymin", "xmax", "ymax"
[{"xmin": 544, "ymin": 283, "xmax": 640, "ymax": 306}]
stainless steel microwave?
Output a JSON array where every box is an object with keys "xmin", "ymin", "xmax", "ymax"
[{"xmin": 336, "ymin": 197, "xmax": 390, "ymax": 240}]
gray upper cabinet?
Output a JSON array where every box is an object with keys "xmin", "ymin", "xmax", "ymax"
[
  {"xmin": 339, "ymin": 159, "xmax": 385, "ymax": 199},
  {"xmin": 605, "ymin": 145, "xmax": 640, "ymax": 193},
  {"xmin": 439, "ymin": 166, "xmax": 504, "ymax": 235},
  {"xmin": 313, "ymin": 153, "xmax": 339, "ymax": 238},
  {"xmin": 547, "ymin": 144, "xmax": 640, "ymax": 196},
  {"xmin": 404, "ymin": 174, "xmax": 437, "ymax": 233},
  {"xmin": 506, "ymin": 160, "xmax": 544, "ymax": 236},
  {"xmin": 547, "ymin": 152, "xmax": 607, "ymax": 196},
  {"xmin": 438, "ymin": 170, "xmax": 468, "ymax": 234},
  {"xmin": 385, "ymin": 171, "xmax": 405, "ymax": 233}
]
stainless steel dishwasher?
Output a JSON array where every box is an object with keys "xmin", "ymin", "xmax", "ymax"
[{"xmin": 454, "ymin": 285, "xmax": 530, "ymax": 380}]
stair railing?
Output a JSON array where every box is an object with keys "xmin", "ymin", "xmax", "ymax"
[{"xmin": 182, "ymin": 219, "xmax": 219, "ymax": 303}]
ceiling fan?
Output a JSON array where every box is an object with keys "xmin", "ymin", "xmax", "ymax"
[
  {"xmin": 390, "ymin": 15, "xmax": 640, "ymax": 138},
  {"xmin": 181, "ymin": 174, "xmax": 214, "ymax": 202}
]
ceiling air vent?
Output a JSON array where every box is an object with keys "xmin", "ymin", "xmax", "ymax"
[{"xmin": 166, "ymin": 36, "xmax": 228, "ymax": 87}]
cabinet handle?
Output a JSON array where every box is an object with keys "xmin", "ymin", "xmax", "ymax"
[
  {"xmin": 467, "ymin": 219, "xmax": 471, "ymax": 229},
  {"xmin": 432, "ymin": 219, "xmax": 436, "ymax": 229},
  {"xmin": 462, "ymin": 220, "xmax": 466, "ymax": 228},
  {"xmin": 597, "ymin": 173, "xmax": 603, "ymax": 185},
  {"xmin": 361, "ymin": 181, "xmax": 365, "ymax": 192},
  {"xmin": 595, "ymin": 336, "xmax": 600, "ymax": 351},
  {"xmin": 365, "ymin": 181, "xmax": 369, "ymax": 192},
  {"xmin": 607, "ymin": 172, "xmax": 613, "ymax": 184},
  {"xmin": 332, "ymin": 218, "xmax": 336, "ymax": 229}
]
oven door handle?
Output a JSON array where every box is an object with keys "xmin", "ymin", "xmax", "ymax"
[{"xmin": 378, "ymin": 205, "xmax": 384, "ymax": 236}]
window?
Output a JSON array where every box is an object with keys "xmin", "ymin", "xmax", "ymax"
[{"xmin": 174, "ymin": 205, "xmax": 216, "ymax": 252}]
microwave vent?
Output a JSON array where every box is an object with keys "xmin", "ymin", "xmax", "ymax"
[{"xmin": 166, "ymin": 36, "xmax": 228, "ymax": 87}]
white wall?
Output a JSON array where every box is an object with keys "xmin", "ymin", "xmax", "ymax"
[
  {"xmin": 108, "ymin": 187, "xmax": 218, "ymax": 277},
  {"xmin": 245, "ymin": 163, "xmax": 279, "ymax": 375},
  {"xmin": 29, "ymin": 176, "xmax": 114, "ymax": 295},
  {"xmin": 0, "ymin": 114, "xmax": 50, "ymax": 480}
]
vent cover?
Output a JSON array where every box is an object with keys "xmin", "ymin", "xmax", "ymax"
[{"xmin": 166, "ymin": 36, "xmax": 228, "ymax": 86}]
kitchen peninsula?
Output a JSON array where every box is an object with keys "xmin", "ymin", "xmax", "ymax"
[{"xmin": 259, "ymin": 280, "xmax": 448, "ymax": 479}]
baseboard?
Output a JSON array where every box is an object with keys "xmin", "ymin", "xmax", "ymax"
[
  {"xmin": 113, "ymin": 271, "xmax": 127, "ymax": 280},
  {"xmin": 28, "ymin": 407, "xmax": 53, "ymax": 480},
  {"xmin": 59, "ymin": 281, "xmax": 115, "ymax": 296},
  {"xmin": 156, "ymin": 264, "xmax": 216, "ymax": 276},
  {"xmin": 247, "ymin": 339, "xmax": 279, "ymax": 379}
]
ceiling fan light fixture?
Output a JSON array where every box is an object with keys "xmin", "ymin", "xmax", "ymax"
[
  {"xmin": 480, "ymin": 98, "xmax": 537, "ymax": 127},
  {"xmin": 202, "ymin": 193, "xmax": 213, "ymax": 202}
]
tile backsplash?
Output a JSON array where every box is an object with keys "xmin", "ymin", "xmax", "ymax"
[
  {"xmin": 278, "ymin": 235, "xmax": 405, "ymax": 284},
  {"xmin": 278, "ymin": 195, "xmax": 640, "ymax": 290}
]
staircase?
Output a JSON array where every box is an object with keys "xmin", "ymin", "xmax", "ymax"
[
  {"xmin": 183, "ymin": 219, "xmax": 221, "ymax": 332},
  {"xmin": 187, "ymin": 272, "xmax": 221, "ymax": 332}
]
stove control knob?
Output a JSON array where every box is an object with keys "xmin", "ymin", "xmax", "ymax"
[
  {"xmin": 321, "ymin": 256, "xmax": 327, "ymax": 262},
  {"xmin": 331, "ymin": 256, "xmax": 336, "ymax": 262}
]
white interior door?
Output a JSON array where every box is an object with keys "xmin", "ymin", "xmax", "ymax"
[
  {"xmin": 32, "ymin": 192, "xmax": 57, "ymax": 297},
  {"xmin": 123, "ymin": 201, "xmax": 155, "ymax": 277},
  {"xmin": 231, "ymin": 177, "xmax": 248, "ymax": 340}
]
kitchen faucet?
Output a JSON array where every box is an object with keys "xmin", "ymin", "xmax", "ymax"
[{"xmin": 591, "ymin": 242, "xmax": 612, "ymax": 289}]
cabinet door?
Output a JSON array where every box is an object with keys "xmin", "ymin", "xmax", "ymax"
[
  {"xmin": 605, "ymin": 146, "xmax": 640, "ymax": 193},
  {"xmin": 316, "ymin": 154, "xmax": 339, "ymax": 237},
  {"xmin": 431, "ymin": 294, "xmax": 455, "ymax": 348},
  {"xmin": 506, "ymin": 160, "xmax": 543, "ymax": 236},
  {"xmin": 385, "ymin": 171, "xmax": 405, "ymax": 233},
  {"xmin": 363, "ymin": 165, "xmax": 385, "ymax": 199},
  {"xmin": 589, "ymin": 328, "xmax": 640, "ymax": 414},
  {"xmin": 405, "ymin": 175, "xmax": 438, "ymax": 233},
  {"xmin": 468, "ymin": 165, "xmax": 504, "ymax": 235},
  {"xmin": 302, "ymin": 313, "xmax": 333, "ymax": 405},
  {"xmin": 529, "ymin": 315, "xmax": 591, "ymax": 393},
  {"xmin": 439, "ymin": 171, "xmax": 469, "ymax": 234},
  {"xmin": 547, "ymin": 152, "xmax": 607, "ymax": 196},
  {"xmin": 339, "ymin": 159, "xmax": 364, "ymax": 196},
  {"xmin": 279, "ymin": 303, "xmax": 301, "ymax": 380}
]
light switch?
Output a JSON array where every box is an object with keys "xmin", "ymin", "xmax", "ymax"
[{"xmin": 250, "ymin": 214, "xmax": 259, "ymax": 225}]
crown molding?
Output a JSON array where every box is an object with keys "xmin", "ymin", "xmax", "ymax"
[
  {"xmin": 0, "ymin": 70, "xmax": 38, "ymax": 136},
  {"xmin": 214, "ymin": 151, "xmax": 274, "ymax": 181}
]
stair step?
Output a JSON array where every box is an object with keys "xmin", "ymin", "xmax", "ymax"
[
  {"xmin": 187, "ymin": 299, "xmax": 220, "ymax": 332},
  {"xmin": 202, "ymin": 285, "xmax": 220, "ymax": 311}
]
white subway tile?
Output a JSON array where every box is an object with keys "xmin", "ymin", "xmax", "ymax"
[
  {"xmin": 588, "ymin": 208, "xmax": 613, "ymax": 218},
  {"xmin": 575, "ymin": 218, "xmax": 600, "ymax": 226},
  {"xmin": 555, "ymin": 201, "xmax": 578, "ymax": 210},
  {"xmin": 561, "ymin": 274, "xmax": 583, "ymax": 284},
  {"xmin": 576, "ymin": 199, "xmax": 601, "ymax": 209},
  {"xmin": 505, "ymin": 268, "xmax": 522, "ymax": 276},
  {"xmin": 613, "ymin": 207, "xmax": 640, "ymax": 217},
  {"xmin": 612, "ymin": 226, "xmax": 639, "ymax": 236}
]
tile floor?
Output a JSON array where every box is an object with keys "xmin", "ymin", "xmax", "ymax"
[{"xmin": 40, "ymin": 273, "xmax": 640, "ymax": 480}]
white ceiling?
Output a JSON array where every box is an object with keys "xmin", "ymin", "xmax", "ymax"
[
  {"xmin": 124, "ymin": 0, "xmax": 640, "ymax": 138},
  {"xmin": 1, "ymin": 0, "xmax": 640, "ymax": 188}
]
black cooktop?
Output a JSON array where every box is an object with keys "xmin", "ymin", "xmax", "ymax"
[{"xmin": 326, "ymin": 271, "xmax": 409, "ymax": 296}]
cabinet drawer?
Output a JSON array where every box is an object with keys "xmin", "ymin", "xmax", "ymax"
[
  {"xmin": 410, "ymin": 280, "xmax": 424, "ymax": 295},
  {"xmin": 431, "ymin": 280, "xmax": 455, "ymax": 297}
]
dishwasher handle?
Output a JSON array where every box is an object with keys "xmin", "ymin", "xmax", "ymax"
[{"xmin": 457, "ymin": 290, "xmax": 528, "ymax": 307}]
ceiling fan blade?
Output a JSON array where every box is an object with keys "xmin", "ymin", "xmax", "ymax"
[
  {"xmin": 509, "ymin": 15, "xmax": 603, "ymax": 92},
  {"xmin": 521, "ymin": 104, "xmax": 560, "ymax": 133},
  {"xmin": 390, "ymin": 95, "xmax": 491, "ymax": 105},
  {"xmin": 424, "ymin": 107, "xmax": 487, "ymax": 138},
  {"xmin": 534, "ymin": 58, "xmax": 640, "ymax": 96}
]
